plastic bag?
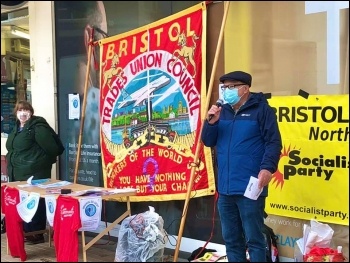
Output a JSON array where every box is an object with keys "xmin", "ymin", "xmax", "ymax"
[
  {"xmin": 295, "ymin": 220, "xmax": 334, "ymax": 256},
  {"xmin": 303, "ymin": 247, "xmax": 345, "ymax": 262},
  {"xmin": 115, "ymin": 206, "xmax": 167, "ymax": 262},
  {"xmin": 294, "ymin": 220, "xmax": 345, "ymax": 262}
]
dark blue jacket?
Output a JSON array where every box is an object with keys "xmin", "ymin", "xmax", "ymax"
[{"xmin": 201, "ymin": 92, "xmax": 282, "ymax": 196}]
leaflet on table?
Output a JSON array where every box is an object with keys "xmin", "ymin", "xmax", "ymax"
[
  {"xmin": 69, "ymin": 187, "xmax": 136, "ymax": 197},
  {"xmin": 45, "ymin": 188, "xmax": 62, "ymax": 194},
  {"xmin": 16, "ymin": 176, "xmax": 72, "ymax": 189},
  {"xmin": 28, "ymin": 176, "xmax": 50, "ymax": 185},
  {"xmin": 17, "ymin": 175, "xmax": 51, "ymax": 187},
  {"xmin": 36, "ymin": 181, "xmax": 72, "ymax": 189}
]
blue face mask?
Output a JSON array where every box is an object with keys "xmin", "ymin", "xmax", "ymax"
[{"xmin": 223, "ymin": 88, "xmax": 242, "ymax": 106}]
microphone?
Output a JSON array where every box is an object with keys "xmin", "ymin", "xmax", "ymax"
[{"xmin": 208, "ymin": 99, "xmax": 224, "ymax": 121}]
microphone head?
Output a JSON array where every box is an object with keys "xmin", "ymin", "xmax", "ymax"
[{"xmin": 216, "ymin": 99, "xmax": 224, "ymax": 107}]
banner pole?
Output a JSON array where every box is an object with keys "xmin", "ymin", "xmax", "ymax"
[
  {"xmin": 173, "ymin": 1, "xmax": 230, "ymax": 261},
  {"xmin": 73, "ymin": 29, "xmax": 94, "ymax": 184}
]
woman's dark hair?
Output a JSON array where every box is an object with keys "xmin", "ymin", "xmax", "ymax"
[{"xmin": 13, "ymin": 100, "xmax": 34, "ymax": 115}]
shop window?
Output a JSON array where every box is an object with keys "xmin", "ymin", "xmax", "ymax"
[{"xmin": 1, "ymin": 7, "xmax": 30, "ymax": 136}]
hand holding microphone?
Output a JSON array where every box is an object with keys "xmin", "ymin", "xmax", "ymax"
[{"xmin": 208, "ymin": 99, "xmax": 223, "ymax": 123}]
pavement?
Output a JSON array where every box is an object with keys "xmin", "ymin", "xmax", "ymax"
[{"xmin": 1, "ymin": 231, "xmax": 189, "ymax": 262}]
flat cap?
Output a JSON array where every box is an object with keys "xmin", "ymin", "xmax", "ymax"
[{"xmin": 219, "ymin": 71, "xmax": 252, "ymax": 87}]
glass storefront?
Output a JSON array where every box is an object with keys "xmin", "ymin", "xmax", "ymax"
[{"xmin": 1, "ymin": 5, "xmax": 31, "ymax": 137}]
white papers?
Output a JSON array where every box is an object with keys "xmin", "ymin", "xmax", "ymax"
[
  {"xmin": 16, "ymin": 192, "xmax": 41, "ymax": 223},
  {"xmin": 244, "ymin": 176, "xmax": 263, "ymax": 200},
  {"xmin": 70, "ymin": 188, "xmax": 108, "ymax": 197},
  {"xmin": 68, "ymin": 93, "xmax": 80, "ymax": 120},
  {"xmin": 17, "ymin": 184, "xmax": 33, "ymax": 188},
  {"xmin": 44, "ymin": 195, "xmax": 57, "ymax": 227},
  {"xmin": 79, "ymin": 196, "xmax": 102, "ymax": 231},
  {"xmin": 69, "ymin": 187, "xmax": 136, "ymax": 197},
  {"xmin": 110, "ymin": 188, "xmax": 137, "ymax": 194}
]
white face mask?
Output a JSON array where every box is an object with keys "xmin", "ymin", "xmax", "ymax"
[{"xmin": 17, "ymin": 111, "xmax": 31, "ymax": 122}]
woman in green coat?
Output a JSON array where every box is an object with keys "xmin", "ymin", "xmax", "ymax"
[{"xmin": 5, "ymin": 100, "xmax": 62, "ymax": 244}]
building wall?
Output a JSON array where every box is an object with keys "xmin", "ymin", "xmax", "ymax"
[{"xmin": 1, "ymin": 1, "xmax": 348, "ymax": 261}]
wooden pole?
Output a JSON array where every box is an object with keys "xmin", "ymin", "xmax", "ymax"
[
  {"xmin": 173, "ymin": 1, "xmax": 230, "ymax": 261},
  {"xmin": 73, "ymin": 31, "xmax": 94, "ymax": 184}
]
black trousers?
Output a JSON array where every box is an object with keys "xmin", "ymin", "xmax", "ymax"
[{"xmin": 23, "ymin": 198, "xmax": 47, "ymax": 232}]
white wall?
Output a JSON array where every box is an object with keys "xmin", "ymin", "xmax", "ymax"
[
  {"xmin": 28, "ymin": 1, "xmax": 56, "ymax": 128},
  {"xmin": 29, "ymin": 1, "xmax": 57, "ymax": 179}
]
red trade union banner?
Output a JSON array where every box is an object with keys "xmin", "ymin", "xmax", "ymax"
[{"xmin": 98, "ymin": 3, "xmax": 215, "ymax": 201}]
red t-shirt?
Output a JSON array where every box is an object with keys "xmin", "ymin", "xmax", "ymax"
[
  {"xmin": 1, "ymin": 185, "xmax": 27, "ymax": 262},
  {"xmin": 53, "ymin": 195, "xmax": 81, "ymax": 262}
]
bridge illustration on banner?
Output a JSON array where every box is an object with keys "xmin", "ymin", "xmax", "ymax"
[{"xmin": 118, "ymin": 75, "xmax": 171, "ymax": 109}]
